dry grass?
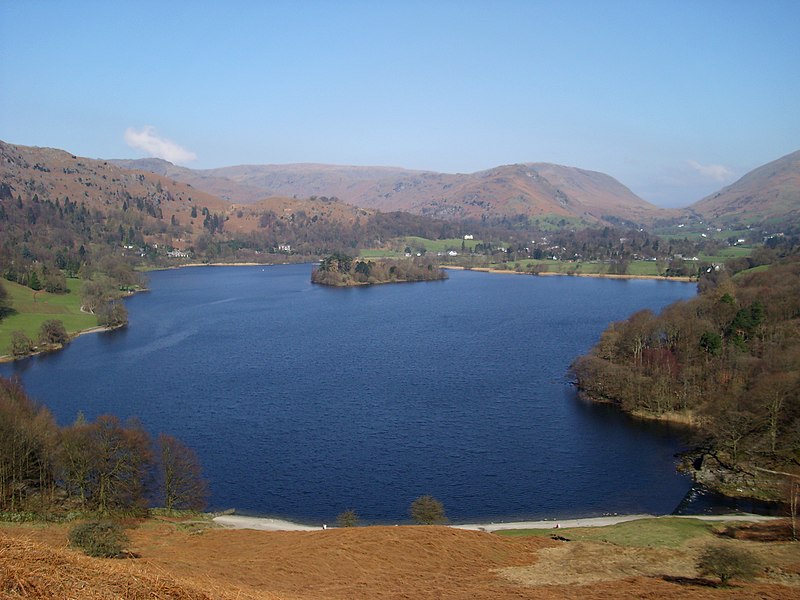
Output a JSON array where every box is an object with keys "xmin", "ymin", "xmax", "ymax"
[
  {"xmin": 0, "ymin": 534, "xmax": 234, "ymax": 599},
  {"xmin": 499, "ymin": 541, "xmax": 696, "ymax": 586},
  {"xmin": 2, "ymin": 518, "xmax": 800, "ymax": 599}
]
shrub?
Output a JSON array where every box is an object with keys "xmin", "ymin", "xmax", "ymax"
[
  {"xmin": 96, "ymin": 300, "xmax": 128, "ymax": 328},
  {"xmin": 9, "ymin": 331, "xmax": 34, "ymax": 357},
  {"xmin": 337, "ymin": 509, "xmax": 359, "ymax": 528},
  {"xmin": 410, "ymin": 495, "xmax": 447, "ymax": 525},
  {"xmin": 696, "ymin": 544, "xmax": 761, "ymax": 585},
  {"xmin": 68, "ymin": 520, "xmax": 129, "ymax": 558},
  {"xmin": 39, "ymin": 319, "xmax": 68, "ymax": 345}
]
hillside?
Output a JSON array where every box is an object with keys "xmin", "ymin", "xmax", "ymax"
[
  {"xmin": 0, "ymin": 140, "xmax": 229, "ymax": 252},
  {"xmin": 2, "ymin": 517, "xmax": 799, "ymax": 599},
  {"xmin": 114, "ymin": 159, "xmax": 664, "ymax": 226},
  {"xmin": 688, "ymin": 150, "xmax": 800, "ymax": 227},
  {"xmin": 0, "ymin": 141, "xmax": 473, "ymax": 271},
  {"xmin": 110, "ymin": 157, "xmax": 272, "ymax": 204},
  {"xmin": 572, "ymin": 255, "xmax": 800, "ymax": 499}
]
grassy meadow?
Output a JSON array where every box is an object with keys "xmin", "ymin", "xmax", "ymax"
[
  {"xmin": 0, "ymin": 278, "xmax": 96, "ymax": 357},
  {"xmin": 498, "ymin": 517, "xmax": 717, "ymax": 548},
  {"xmin": 360, "ymin": 233, "xmax": 755, "ymax": 279}
]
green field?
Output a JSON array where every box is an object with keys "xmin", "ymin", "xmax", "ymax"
[
  {"xmin": 358, "ymin": 248, "xmax": 405, "ymax": 259},
  {"xmin": 359, "ymin": 236, "xmax": 490, "ymax": 259},
  {"xmin": 0, "ymin": 279, "xmax": 97, "ymax": 357},
  {"xmin": 697, "ymin": 245, "xmax": 753, "ymax": 262},
  {"xmin": 497, "ymin": 517, "xmax": 719, "ymax": 548},
  {"xmin": 401, "ymin": 236, "xmax": 486, "ymax": 253},
  {"xmin": 499, "ymin": 259, "xmax": 669, "ymax": 277}
]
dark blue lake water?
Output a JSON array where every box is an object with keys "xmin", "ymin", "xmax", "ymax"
[{"xmin": 1, "ymin": 265, "xmax": 700, "ymax": 524}]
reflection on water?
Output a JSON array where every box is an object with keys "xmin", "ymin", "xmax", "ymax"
[{"xmin": 674, "ymin": 484, "xmax": 782, "ymax": 516}]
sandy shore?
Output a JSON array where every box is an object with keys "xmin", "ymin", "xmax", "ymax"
[
  {"xmin": 212, "ymin": 513, "xmax": 778, "ymax": 532},
  {"xmin": 213, "ymin": 515, "xmax": 324, "ymax": 531}
]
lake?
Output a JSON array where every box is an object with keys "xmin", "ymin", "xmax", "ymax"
[{"xmin": 1, "ymin": 264, "xmax": 700, "ymax": 524}]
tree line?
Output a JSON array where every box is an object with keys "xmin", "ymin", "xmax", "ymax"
[
  {"xmin": 0, "ymin": 376, "xmax": 207, "ymax": 516},
  {"xmin": 571, "ymin": 253, "xmax": 800, "ymax": 496}
]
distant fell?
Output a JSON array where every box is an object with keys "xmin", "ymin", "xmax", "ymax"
[
  {"xmin": 115, "ymin": 159, "xmax": 662, "ymax": 227},
  {"xmin": 688, "ymin": 150, "xmax": 800, "ymax": 226},
  {"xmin": 0, "ymin": 141, "xmax": 465, "ymax": 263}
]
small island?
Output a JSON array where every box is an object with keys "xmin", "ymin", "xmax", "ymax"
[{"xmin": 311, "ymin": 253, "xmax": 448, "ymax": 286}]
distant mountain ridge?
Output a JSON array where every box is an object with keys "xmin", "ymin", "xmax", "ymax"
[
  {"xmin": 687, "ymin": 150, "xmax": 800, "ymax": 226},
  {"xmin": 18, "ymin": 144, "xmax": 800, "ymax": 229},
  {"xmin": 112, "ymin": 159, "xmax": 662, "ymax": 226},
  {"xmin": 0, "ymin": 141, "xmax": 474, "ymax": 266}
]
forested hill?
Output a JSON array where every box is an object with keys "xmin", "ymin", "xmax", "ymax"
[{"xmin": 572, "ymin": 255, "xmax": 800, "ymax": 498}]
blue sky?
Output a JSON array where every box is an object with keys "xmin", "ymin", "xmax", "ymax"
[{"xmin": 1, "ymin": 1, "xmax": 798, "ymax": 207}]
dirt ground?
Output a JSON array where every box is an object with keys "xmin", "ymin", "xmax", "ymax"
[{"xmin": 1, "ymin": 519, "xmax": 799, "ymax": 599}]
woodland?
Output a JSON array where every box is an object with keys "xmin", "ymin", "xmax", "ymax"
[
  {"xmin": 0, "ymin": 376, "xmax": 207, "ymax": 516},
  {"xmin": 572, "ymin": 250, "xmax": 800, "ymax": 499},
  {"xmin": 311, "ymin": 253, "xmax": 448, "ymax": 286}
]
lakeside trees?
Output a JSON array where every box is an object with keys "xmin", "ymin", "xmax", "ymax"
[
  {"xmin": 410, "ymin": 495, "xmax": 447, "ymax": 525},
  {"xmin": 0, "ymin": 376, "xmax": 207, "ymax": 515},
  {"xmin": 0, "ymin": 281, "xmax": 9, "ymax": 319},
  {"xmin": 157, "ymin": 433, "xmax": 208, "ymax": 511},
  {"xmin": 38, "ymin": 319, "xmax": 68, "ymax": 346},
  {"xmin": 571, "ymin": 255, "xmax": 800, "ymax": 497},
  {"xmin": 312, "ymin": 253, "xmax": 448, "ymax": 286}
]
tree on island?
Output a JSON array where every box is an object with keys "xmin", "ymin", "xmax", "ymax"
[{"xmin": 312, "ymin": 253, "xmax": 447, "ymax": 286}]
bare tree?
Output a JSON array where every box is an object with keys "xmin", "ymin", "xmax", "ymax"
[
  {"xmin": 786, "ymin": 474, "xmax": 800, "ymax": 542},
  {"xmin": 0, "ymin": 377, "xmax": 58, "ymax": 511},
  {"xmin": 157, "ymin": 434, "xmax": 208, "ymax": 511}
]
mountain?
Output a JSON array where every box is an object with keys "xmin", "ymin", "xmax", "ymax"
[
  {"xmin": 0, "ymin": 141, "xmax": 468, "ymax": 273},
  {"xmin": 113, "ymin": 159, "xmax": 661, "ymax": 226},
  {"xmin": 689, "ymin": 150, "xmax": 800, "ymax": 226},
  {"xmin": 0, "ymin": 140, "xmax": 232, "ymax": 239},
  {"xmin": 110, "ymin": 158, "xmax": 271, "ymax": 204}
]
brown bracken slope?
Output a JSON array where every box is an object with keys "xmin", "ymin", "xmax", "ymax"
[
  {"xmin": 2, "ymin": 521, "xmax": 799, "ymax": 599},
  {"xmin": 688, "ymin": 149, "xmax": 800, "ymax": 225},
  {"xmin": 1, "ymin": 141, "xmax": 376, "ymax": 249},
  {"xmin": 112, "ymin": 159, "xmax": 664, "ymax": 225}
]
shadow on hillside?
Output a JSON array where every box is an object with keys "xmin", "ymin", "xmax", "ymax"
[{"xmin": 661, "ymin": 575, "xmax": 724, "ymax": 588}]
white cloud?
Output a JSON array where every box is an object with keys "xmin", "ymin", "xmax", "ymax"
[
  {"xmin": 687, "ymin": 160, "xmax": 734, "ymax": 182},
  {"xmin": 124, "ymin": 126, "xmax": 196, "ymax": 164}
]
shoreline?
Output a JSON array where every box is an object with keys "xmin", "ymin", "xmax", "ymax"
[
  {"xmin": 212, "ymin": 512, "xmax": 779, "ymax": 533},
  {"xmin": 156, "ymin": 260, "xmax": 694, "ymax": 283},
  {"xmin": 0, "ymin": 324, "xmax": 120, "ymax": 364},
  {"xmin": 443, "ymin": 265, "xmax": 694, "ymax": 282},
  {"xmin": 145, "ymin": 260, "xmax": 302, "ymax": 272}
]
